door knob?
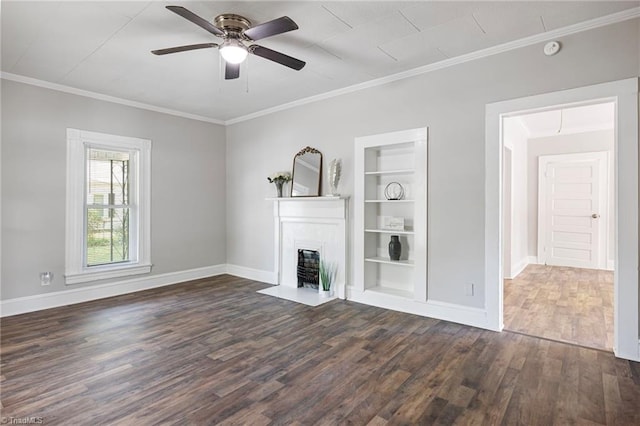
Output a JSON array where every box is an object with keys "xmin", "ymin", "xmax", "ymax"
[{"xmin": 591, "ymin": 213, "xmax": 600, "ymax": 219}]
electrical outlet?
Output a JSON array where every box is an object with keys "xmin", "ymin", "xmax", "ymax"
[
  {"xmin": 40, "ymin": 272, "xmax": 53, "ymax": 286},
  {"xmin": 465, "ymin": 283, "xmax": 474, "ymax": 296}
]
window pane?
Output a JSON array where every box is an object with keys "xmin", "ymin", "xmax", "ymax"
[
  {"xmin": 87, "ymin": 149, "xmax": 129, "ymax": 206},
  {"xmin": 87, "ymin": 207, "xmax": 130, "ymax": 266}
]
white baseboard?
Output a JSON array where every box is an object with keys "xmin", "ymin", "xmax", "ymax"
[
  {"xmin": 615, "ymin": 339, "xmax": 640, "ymax": 363},
  {"xmin": 606, "ymin": 259, "xmax": 614, "ymax": 270},
  {"xmin": 226, "ymin": 264, "xmax": 277, "ymax": 284},
  {"xmin": 424, "ymin": 300, "xmax": 492, "ymax": 330},
  {"xmin": 345, "ymin": 287, "xmax": 490, "ymax": 330},
  {"xmin": 506, "ymin": 257, "xmax": 529, "ymax": 279},
  {"xmin": 527, "ymin": 256, "xmax": 540, "ymax": 265},
  {"xmin": 0, "ymin": 264, "xmax": 226, "ymax": 317}
]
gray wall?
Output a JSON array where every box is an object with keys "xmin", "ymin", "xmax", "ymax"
[
  {"xmin": 1, "ymin": 80, "xmax": 227, "ymax": 300},
  {"xmin": 1, "ymin": 18, "xmax": 637, "ymax": 309},
  {"xmin": 226, "ymin": 19, "xmax": 639, "ymax": 308}
]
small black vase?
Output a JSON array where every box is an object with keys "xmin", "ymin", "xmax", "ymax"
[{"xmin": 389, "ymin": 235, "xmax": 401, "ymax": 261}]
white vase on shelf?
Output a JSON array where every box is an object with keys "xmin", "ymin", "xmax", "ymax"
[{"xmin": 328, "ymin": 158, "xmax": 342, "ymax": 196}]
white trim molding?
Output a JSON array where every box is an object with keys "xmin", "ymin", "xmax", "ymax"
[
  {"xmin": 65, "ymin": 128, "xmax": 152, "ymax": 284},
  {"xmin": 0, "ymin": 72, "xmax": 224, "ymax": 125},
  {"xmin": 346, "ymin": 288, "xmax": 490, "ymax": 330},
  {"xmin": 65, "ymin": 263, "xmax": 153, "ymax": 285},
  {"xmin": 527, "ymin": 256, "xmax": 540, "ymax": 265},
  {"xmin": 226, "ymin": 264, "xmax": 277, "ymax": 285},
  {"xmin": 508, "ymin": 257, "xmax": 529, "ymax": 280},
  {"xmin": 226, "ymin": 7, "xmax": 640, "ymax": 125},
  {"xmin": 2, "ymin": 8, "xmax": 638, "ymax": 126},
  {"xmin": 1, "ymin": 265, "xmax": 226, "ymax": 317},
  {"xmin": 506, "ymin": 257, "xmax": 540, "ymax": 280}
]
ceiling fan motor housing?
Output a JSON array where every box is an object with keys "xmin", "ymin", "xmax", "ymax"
[{"xmin": 214, "ymin": 14, "xmax": 251, "ymax": 36}]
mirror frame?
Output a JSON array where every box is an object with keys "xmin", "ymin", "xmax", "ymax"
[{"xmin": 291, "ymin": 146, "xmax": 323, "ymax": 197}]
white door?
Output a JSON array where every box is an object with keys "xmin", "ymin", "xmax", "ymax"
[{"xmin": 538, "ymin": 152, "xmax": 608, "ymax": 269}]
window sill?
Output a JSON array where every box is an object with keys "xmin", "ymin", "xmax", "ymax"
[{"xmin": 65, "ymin": 263, "xmax": 152, "ymax": 285}]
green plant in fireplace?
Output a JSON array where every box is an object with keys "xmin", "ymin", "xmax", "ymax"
[{"xmin": 319, "ymin": 260, "xmax": 336, "ymax": 292}]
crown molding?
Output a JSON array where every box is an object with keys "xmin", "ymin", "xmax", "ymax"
[
  {"xmin": 2, "ymin": 7, "xmax": 638, "ymax": 126},
  {"xmin": 226, "ymin": 6, "xmax": 640, "ymax": 125},
  {"xmin": 0, "ymin": 72, "xmax": 225, "ymax": 126}
]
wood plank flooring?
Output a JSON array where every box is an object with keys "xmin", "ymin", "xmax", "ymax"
[
  {"xmin": 504, "ymin": 264, "xmax": 614, "ymax": 350},
  {"xmin": 2, "ymin": 275, "xmax": 638, "ymax": 425}
]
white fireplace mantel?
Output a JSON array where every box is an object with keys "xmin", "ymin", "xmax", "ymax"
[{"xmin": 269, "ymin": 196, "xmax": 349, "ymax": 299}]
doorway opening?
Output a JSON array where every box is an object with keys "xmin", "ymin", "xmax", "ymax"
[
  {"xmin": 501, "ymin": 102, "xmax": 615, "ymax": 351},
  {"xmin": 486, "ymin": 78, "xmax": 639, "ymax": 361}
]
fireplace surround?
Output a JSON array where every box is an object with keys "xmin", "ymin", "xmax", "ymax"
[{"xmin": 258, "ymin": 196, "xmax": 348, "ymax": 305}]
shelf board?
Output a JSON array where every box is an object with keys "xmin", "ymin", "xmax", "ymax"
[
  {"xmin": 266, "ymin": 196, "xmax": 349, "ymax": 201},
  {"xmin": 364, "ymin": 199, "xmax": 414, "ymax": 203},
  {"xmin": 365, "ymin": 229, "xmax": 414, "ymax": 235},
  {"xmin": 365, "ymin": 169, "xmax": 414, "ymax": 176},
  {"xmin": 365, "ymin": 257, "xmax": 414, "ymax": 267},
  {"xmin": 365, "ymin": 286, "xmax": 413, "ymax": 299},
  {"xmin": 365, "ymin": 141, "xmax": 415, "ymax": 152}
]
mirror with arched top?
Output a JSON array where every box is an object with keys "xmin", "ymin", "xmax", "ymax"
[{"xmin": 291, "ymin": 146, "xmax": 322, "ymax": 197}]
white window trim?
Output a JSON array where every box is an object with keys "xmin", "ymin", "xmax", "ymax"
[{"xmin": 65, "ymin": 128, "xmax": 151, "ymax": 285}]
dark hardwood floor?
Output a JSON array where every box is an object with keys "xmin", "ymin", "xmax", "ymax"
[{"xmin": 1, "ymin": 275, "xmax": 639, "ymax": 425}]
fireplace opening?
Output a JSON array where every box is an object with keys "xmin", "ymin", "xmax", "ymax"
[{"xmin": 297, "ymin": 249, "xmax": 320, "ymax": 289}]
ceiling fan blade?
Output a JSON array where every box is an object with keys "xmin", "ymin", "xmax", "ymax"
[
  {"xmin": 225, "ymin": 62, "xmax": 240, "ymax": 80},
  {"xmin": 249, "ymin": 45, "xmax": 306, "ymax": 70},
  {"xmin": 244, "ymin": 16, "xmax": 298, "ymax": 41},
  {"xmin": 166, "ymin": 6, "xmax": 224, "ymax": 37},
  {"xmin": 151, "ymin": 43, "xmax": 218, "ymax": 55}
]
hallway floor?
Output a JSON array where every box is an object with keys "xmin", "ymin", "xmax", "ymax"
[{"xmin": 504, "ymin": 264, "xmax": 614, "ymax": 351}]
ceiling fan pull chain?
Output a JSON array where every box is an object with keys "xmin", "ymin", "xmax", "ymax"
[
  {"xmin": 218, "ymin": 53, "xmax": 223, "ymax": 91},
  {"xmin": 246, "ymin": 58, "xmax": 250, "ymax": 93}
]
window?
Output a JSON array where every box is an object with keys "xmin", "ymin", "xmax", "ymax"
[
  {"xmin": 86, "ymin": 148, "xmax": 131, "ymax": 266},
  {"xmin": 66, "ymin": 129, "xmax": 151, "ymax": 284}
]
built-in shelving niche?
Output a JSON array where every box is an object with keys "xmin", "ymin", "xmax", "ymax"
[{"xmin": 353, "ymin": 128, "xmax": 428, "ymax": 305}]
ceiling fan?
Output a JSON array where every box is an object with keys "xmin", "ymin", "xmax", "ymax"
[{"xmin": 152, "ymin": 6, "xmax": 306, "ymax": 80}]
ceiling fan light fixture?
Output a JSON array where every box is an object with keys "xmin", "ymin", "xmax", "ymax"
[
  {"xmin": 155, "ymin": 7, "xmax": 306, "ymax": 77},
  {"xmin": 219, "ymin": 39, "xmax": 248, "ymax": 64}
]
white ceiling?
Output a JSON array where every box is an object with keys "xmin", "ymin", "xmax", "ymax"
[
  {"xmin": 518, "ymin": 102, "xmax": 615, "ymax": 138},
  {"xmin": 2, "ymin": 1, "xmax": 638, "ymax": 122}
]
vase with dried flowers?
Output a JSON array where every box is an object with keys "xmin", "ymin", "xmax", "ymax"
[{"xmin": 267, "ymin": 171, "xmax": 292, "ymax": 197}]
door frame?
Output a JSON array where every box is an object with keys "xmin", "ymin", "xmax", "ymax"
[
  {"xmin": 485, "ymin": 78, "xmax": 639, "ymax": 361},
  {"xmin": 503, "ymin": 146, "xmax": 513, "ymax": 278},
  {"xmin": 537, "ymin": 151, "xmax": 609, "ymax": 269}
]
